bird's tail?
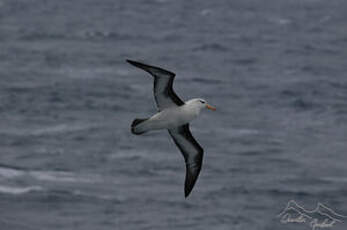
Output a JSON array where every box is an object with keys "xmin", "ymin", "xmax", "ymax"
[{"xmin": 131, "ymin": 118, "xmax": 149, "ymax": 135}]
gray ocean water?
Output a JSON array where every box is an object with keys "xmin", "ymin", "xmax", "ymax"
[{"xmin": 1, "ymin": 0, "xmax": 347, "ymax": 229}]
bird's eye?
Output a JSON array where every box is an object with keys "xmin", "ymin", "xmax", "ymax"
[{"xmin": 200, "ymin": 100, "xmax": 205, "ymax": 104}]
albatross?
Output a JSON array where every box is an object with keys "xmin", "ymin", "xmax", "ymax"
[{"xmin": 127, "ymin": 59, "xmax": 216, "ymax": 198}]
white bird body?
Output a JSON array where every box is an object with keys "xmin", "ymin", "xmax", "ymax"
[{"xmin": 135, "ymin": 99, "xmax": 204, "ymax": 133}]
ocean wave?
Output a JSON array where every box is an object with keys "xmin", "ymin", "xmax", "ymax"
[
  {"xmin": 0, "ymin": 123, "xmax": 100, "ymax": 137},
  {"xmin": 291, "ymin": 98, "xmax": 315, "ymax": 110},
  {"xmin": 211, "ymin": 185, "xmax": 318, "ymax": 198},
  {"xmin": 231, "ymin": 57, "xmax": 257, "ymax": 66},
  {"xmin": 19, "ymin": 31, "xmax": 65, "ymax": 41},
  {"xmin": 80, "ymin": 30, "xmax": 132, "ymax": 41},
  {"xmin": 266, "ymin": 188, "xmax": 312, "ymax": 197},
  {"xmin": 191, "ymin": 77, "xmax": 222, "ymax": 84},
  {"xmin": 267, "ymin": 17, "xmax": 292, "ymax": 26},
  {"xmin": 17, "ymin": 29, "xmax": 155, "ymax": 43},
  {"xmin": 0, "ymin": 165, "xmax": 101, "ymax": 184},
  {"xmin": 34, "ymin": 123, "xmax": 101, "ymax": 136},
  {"xmin": 0, "ymin": 165, "xmax": 26, "ymax": 179},
  {"xmin": 321, "ymin": 177, "xmax": 347, "ymax": 184},
  {"xmin": 0, "ymin": 185, "xmax": 43, "ymax": 195},
  {"xmin": 192, "ymin": 43, "xmax": 228, "ymax": 52},
  {"xmin": 29, "ymin": 171, "xmax": 101, "ymax": 184},
  {"xmin": 78, "ymin": 30, "xmax": 156, "ymax": 42},
  {"xmin": 39, "ymin": 189, "xmax": 127, "ymax": 203},
  {"xmin": 279, "ymin": 90, "xmax": 319, "ymax": 111},
  {"xmin": 0, "ymin": 183, "xmax": 125, "ymax": 203}
]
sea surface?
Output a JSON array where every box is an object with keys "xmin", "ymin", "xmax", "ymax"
[{"xmin": 0, "ymin": 0, "xmax": 347, "ymax": 229}]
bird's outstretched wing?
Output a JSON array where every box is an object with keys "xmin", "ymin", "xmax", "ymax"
[
  {"xmin": 126, "ymin": 59, "xmax": 184, "ymax": 111},
  {"xmin": 168, "ymin": 124, "xmax": 204, "ymax": 198}
]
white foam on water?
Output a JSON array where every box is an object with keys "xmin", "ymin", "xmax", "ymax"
[
  {"xmin": 268, "ymin": 17, "xmax": 292, "ymax": 25},
  {"xmin": 29, "ymin": 123, "xmax": 99, "ymax": 136},
  {"xmin": 0, "ymin": 185, "xmax": 43, "ymax": 195},
  {"xmin": 200, "ymin": 9, "xmax": 213, "ymax": 16},
  {"xmin": 0, "ymin": 166, "xmax": 101, "ymax": 184},
  {"xmin": 322, "ymin": 176, "xmax": 347, "ymax": 184},
  {"xmin": 0, "ymin": 167, "xmax": 25, "ymax": 179},
  {"xmin": 29, "ymin": 171, "xmax": 101, "ymax": 184},
  {"xmin": 214, "ymin": 127, "xmax": 260, "ymax": 137},
  {"xmin": 0, "ymin": 123, "xmax": 100, "ymax": 137}
]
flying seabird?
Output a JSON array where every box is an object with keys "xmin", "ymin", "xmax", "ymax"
[{"xmin": 127, "ymin": 59, "xmax": 216, "ymax": 198}]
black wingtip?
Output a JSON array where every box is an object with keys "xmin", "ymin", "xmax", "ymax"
[
  {"xmin": 126, "ymin": 59, "xmax": 175, "ymax": 77},
  {"xmin": 126, "ymin": 59, "xmax": 136, "ymax": 64},
  {"xmin": 183, "ymin": 167, "xmax": 200, "ymax": 198},
  {"xmin": 184, "ymin": 182, "xmax": 194, "ymax": 198},
  {"xmin": 126, "ymin": 59, "xmax": 142, "ymax": 68},
  {"xmin": 184, "ymin": 189, "xmax": 191, "ymax": 198},
  {"xmin": 126, "ymin": 59, "xmax": 153, "ymax": 75},
  {"xmin": 126, "ymin": 59, "xmax": 148, "ymax": 68}
]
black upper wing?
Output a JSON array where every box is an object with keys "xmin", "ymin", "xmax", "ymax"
[
  {"xmin": 168, "ymin": 124, "xmax": 204, "ymax": 198},
  {"xmin": 126, "ymin": 60, "xmax": 184, "ymax": 111}
]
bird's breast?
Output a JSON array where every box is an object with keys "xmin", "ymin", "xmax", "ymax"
[{"xmin": 150, "ymin": 106, "xmax": 198, "ymax": 129}]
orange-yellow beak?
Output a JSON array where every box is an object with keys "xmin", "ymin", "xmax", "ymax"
[{"xmin": 206, "ymin": 104, "xmax": 216, "ymax": 111}]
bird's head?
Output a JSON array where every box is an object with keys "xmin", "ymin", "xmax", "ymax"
[{"xmin": 187, "ymin": 98, "xmax": 216, "ymax": 112}]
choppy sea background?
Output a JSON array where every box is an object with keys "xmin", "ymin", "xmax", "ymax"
[{"xmin": 0, "ymin": 0, "xmax": 347, "ymax": 229}]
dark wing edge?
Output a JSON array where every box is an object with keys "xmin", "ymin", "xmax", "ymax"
[
  {"xmin": 154, "ymin": 76, "xmax": 184, "ymax": 108},
  {"xmin": 126, "ymin": 59, "xmax": 176, "ymax": 76},
  {"xmin": 126, "ymin": 59, "xmax": 184, "ymax": 109},
  {"xmin": 168, "ymin": 124, "xmax": 204, "ymax": 198}
]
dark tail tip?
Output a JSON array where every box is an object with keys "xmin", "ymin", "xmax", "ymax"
[
  {"xmin": 131, "ymin": 118, "xmax": 146, "ymax": 128},
  {"xmin": 131, "ymin": 118, "xmax": 148, "ymax": 135}
]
